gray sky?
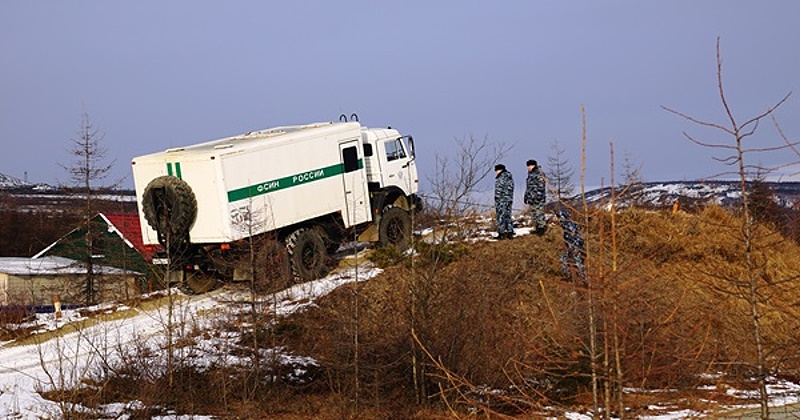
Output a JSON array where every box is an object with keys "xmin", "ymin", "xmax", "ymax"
[{"xmin": 2, "ymin": 1, "xmax": 799, "ymax": 196}]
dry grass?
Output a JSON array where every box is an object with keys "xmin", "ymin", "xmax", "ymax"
[
  {"xmin": 41, "ymin": 205, "xmax": 800, "ymax": 418},
  {"xmin": 281, "ymin": 205, "xmax": 800, "ymax": 416}
]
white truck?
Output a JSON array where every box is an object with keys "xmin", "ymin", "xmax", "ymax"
[{"xmin": 131, "ymin": 120, "xmax": 420, "ymax": 293}]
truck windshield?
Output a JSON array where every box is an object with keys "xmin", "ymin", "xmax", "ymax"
[{"xmin": 385, "ymin": 138, "xmax": 407, "ymax": 161}]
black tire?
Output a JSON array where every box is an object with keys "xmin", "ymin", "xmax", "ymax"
[
  {"xmin": 286, "ymin": 228, "xmax": 329, "ymax": 282},
  {"xmin": 182, "ymin": 272, "xmax": 218, "ymax": 294},
  {"xmin": 379, "ymin": 206, "xmax": 411, "ymax": 250},
  {"xmin": 318, "ymin": 229, "xmax": 343, "ymax": 255},
  {"xmin": 141, "ymin": 176, "xmax": 197, "ymax": 243}
]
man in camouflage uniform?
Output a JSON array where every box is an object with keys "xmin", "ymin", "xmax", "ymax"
[
  {"xmin": 524, "ymin": 159, "xmax": 547, "ymax": 236},
  {"xmin": 557, "ymin": 209, "xmax": 586, "ymax": 283},
  {"xmin": 494, "ymin": 164, "xmax": 515, "ymax": 240}
]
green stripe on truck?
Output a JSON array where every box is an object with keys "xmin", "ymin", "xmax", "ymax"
[
  {"xmin": 227, "ymin": 160, "xmax": 360, "ymax": 203},
  {"xmin": 166, "ymin": 162, "xmax": 183, "ymax": 179}
]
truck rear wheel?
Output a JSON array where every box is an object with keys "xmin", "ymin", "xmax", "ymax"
[
  {"xmin": 286, "ymin": 228, "xmax": 329, "ymax": 282},
  {"xmin": 183, "ymin": 272, "xmax": 219, "ymax": 294},
  {"xmin": 379, "ymin": 206, "xmax": 411, "ymax": 250},
  {"xmin": 142, "ymin": 176, "xmax": 198, "ymax": 243}
]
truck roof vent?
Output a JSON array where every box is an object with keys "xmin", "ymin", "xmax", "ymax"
[
  {"xmin": 214, "ymin": 144, "xmax": 233, "ymax": 150},
  {"xmin": 245, "ymin": 129, "xmax": 286, "ymax": 138},
  {"xmin": 300, "ymin": 123, "xmax": 331, "ymax": 130},
  {"xmin": 166, "ymin": 147, "xmax": 185, "ymax": 153}
]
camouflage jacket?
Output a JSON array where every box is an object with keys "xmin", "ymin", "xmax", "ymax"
[
  {"xmin": 524, "ymin": 167, "xmax": 546, "ymax": 205},
  {"xmin": 495, "ymin": 170, "xmax": 514, "ymax": 204}
]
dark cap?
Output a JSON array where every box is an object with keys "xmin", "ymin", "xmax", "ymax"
[
  {"xmin": 494, "ymin": 164, "xmax": 506, "ymax": 171},
  {"xmin": 526, "ymin": 159, "xmax": 537, "ymax": 167}
]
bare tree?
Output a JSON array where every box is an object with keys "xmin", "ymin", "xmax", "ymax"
[
  {"xmin": 662, "ymin": 37, "xmax": 794, "ymax": 420},
  {"xmin": 404, "ymin": 134, "xmax": 510, "ymax": 405},
  {"xmin": 618, "ymin": 150, "xmax": 645, "ymax": 207},
  {"xmin": 546, "ymin": 139, "xmax": 576, "ymax": 203},
  {"xmin": 61, "ymin": 111, "xmax": 117, "ymax": 305},
  {"xmin": 424, "ymin": 134, "xmax": 511, "ymax": 242}
]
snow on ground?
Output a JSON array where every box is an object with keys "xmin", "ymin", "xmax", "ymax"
[{"xmin": 0, "ymin": 264, "xmax": 381, "ymax": 419}]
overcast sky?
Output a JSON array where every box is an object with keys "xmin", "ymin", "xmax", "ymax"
[{"xmin": 2, "ymin": 1, "xmax": 799, "ymax": 196}]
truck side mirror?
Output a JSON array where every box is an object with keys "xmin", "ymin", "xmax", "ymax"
[{"xmin": 406, "ymin": 136, "xmax": 415, "ymax": 159}]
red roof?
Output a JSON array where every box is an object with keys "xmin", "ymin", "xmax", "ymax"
[{"xmin": 103, "ymin": 213, "xmax": 162, "ymax": 261}]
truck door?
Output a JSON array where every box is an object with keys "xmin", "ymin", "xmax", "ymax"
[
  {"xmin": 381, "ymin": 136, "xmax": 414, "ymax": 191},
  {"xmin": 339, "ymin": 141, "xmax": 370, "ymax": 227}
]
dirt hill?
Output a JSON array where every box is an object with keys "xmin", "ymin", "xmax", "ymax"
[{"xmin": 279, "ymin": 206, "xmax": 800, "ymax": 417}]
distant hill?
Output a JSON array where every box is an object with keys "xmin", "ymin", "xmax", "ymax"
[
  {"xmin": 0, "ymin": 172, "xmax": 31, "ymax": 189},
  {"xmin": 0, "ymin": 172, "xmax": 56, "ymax": 192},
  {"xmin": 581, "ymin": 180, "xmax": 800, "ymax": 209}
]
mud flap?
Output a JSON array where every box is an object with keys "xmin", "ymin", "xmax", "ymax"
[{"xmin": 357, "ymin": 222, "xmax": 379, "ymax": 243}]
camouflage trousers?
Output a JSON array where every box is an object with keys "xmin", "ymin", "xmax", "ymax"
[
  {"xmin": 529, "ymin": 201, "xmax": 546, "ymax": 230},
  {"xmin": 495, "ymin": 200, "xmax": 514, "ymax": 235},
  {"xmin": 561, "ymin": 249, "xmax": 586, "ymax": 283}
]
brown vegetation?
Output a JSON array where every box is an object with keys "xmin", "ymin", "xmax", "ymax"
[
  {"xmin": 278, "ymin": 206, "xmax": 800, "ymax": 417},
  {"xmin": 0, "ymin": 190, "xmax": 135, "ymax": 257},
  {"xmin": 33, "ymin": 204, "xmax": 800, "ymax": 418}
]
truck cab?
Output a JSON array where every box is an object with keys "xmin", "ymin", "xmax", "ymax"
[{"xmin": 361, "ymin": 127, "xmax": 418, "ymax": 206}]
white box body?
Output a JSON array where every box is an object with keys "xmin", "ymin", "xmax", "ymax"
[{"xmin": 132, "ymin": 122, "xmax": 385, "ymax": 246}]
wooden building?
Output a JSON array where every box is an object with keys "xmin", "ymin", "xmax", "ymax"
[{"xmin": 0, "ymin": 256, "xmax": 140, "ymax": 307}]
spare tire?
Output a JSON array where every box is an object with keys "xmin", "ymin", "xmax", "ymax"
[{"xmin": 141, "ymin": 176, "xmax": 197, "ymax": 243}]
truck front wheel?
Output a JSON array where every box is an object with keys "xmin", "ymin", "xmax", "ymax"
[
  {"xmin": 379, "ymin": 206, "xmax": 412, "ymax": 250},
  {"xmin": 286, "ymin": 228, "xmax": 330, "ymax": 282}
]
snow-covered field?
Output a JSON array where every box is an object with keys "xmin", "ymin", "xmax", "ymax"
[{"xmin": 0, "ymin": 264, "xmax": 381, "ymax": 419}]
